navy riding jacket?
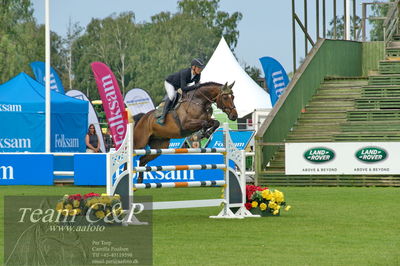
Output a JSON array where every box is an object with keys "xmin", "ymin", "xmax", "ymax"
[{"xmin": 165, "ymin": 68, "xmax": 201, "ymax": 92}]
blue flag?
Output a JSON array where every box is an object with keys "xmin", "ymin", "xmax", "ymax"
[
  {"xmin": 259, "ymin": 57, "xmax": 289, "ymax": 106},
  {"xmin": 30, "ymin": 61, "xmax": 65, "ymax": 94}
]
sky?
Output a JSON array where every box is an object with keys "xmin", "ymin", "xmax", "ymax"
[{"xmin": 31, "ymin": 0, "xmax": 375, "ymax": 74}]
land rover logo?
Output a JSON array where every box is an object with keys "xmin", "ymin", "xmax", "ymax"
[
  {"xmin": 355, "ymin": 147, "xmax": 387, "ymax": 163},
  {"xmin": 303, "ymin": 147, "xmax": 335, "ymax": 163}
]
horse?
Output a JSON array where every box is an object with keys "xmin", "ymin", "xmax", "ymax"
[{"xmin": 133, "ymin": 81, "xmax": 238, "ymax": 183}]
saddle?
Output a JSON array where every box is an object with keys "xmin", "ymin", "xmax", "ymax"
[{"xmin": 154, "ymin": 93, "xmax": 182, "ymax": 119}]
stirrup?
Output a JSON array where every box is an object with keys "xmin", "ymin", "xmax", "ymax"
[{"xmin": 156, "ymin": 117, "xmax": 165, "ymax": 125}]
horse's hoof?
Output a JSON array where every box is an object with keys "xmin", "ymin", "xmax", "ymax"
[{"xmin": 204, "ymin": 132, "xmax": 212, "ymax": 139}]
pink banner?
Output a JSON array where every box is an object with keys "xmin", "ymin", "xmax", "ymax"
[{"xmin": 91, "ymin": 62, "xmax": 127, "ymax": 149}]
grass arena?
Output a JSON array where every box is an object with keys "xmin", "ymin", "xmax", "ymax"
[{"xmin": 1, "ymin": 186, "xmax": 399, "ymax": 265}]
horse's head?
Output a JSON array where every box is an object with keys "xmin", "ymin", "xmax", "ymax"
[{"xmin": 216, "ymin": 82, "xmax": 238, "ymax": 121}]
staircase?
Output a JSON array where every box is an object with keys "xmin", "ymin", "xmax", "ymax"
[{"xmin": 259, "ymin": 34, "xmax": 400, "ymax": 187}]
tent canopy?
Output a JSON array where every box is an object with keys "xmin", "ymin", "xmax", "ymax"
[
  {"xmin": 0, "ymin": 72, "xmax": 88, "ymax": 152},
  {"xmin": 201, "ymin": 37, "xmax": 272, "ymax": 118},
  {"xmin": 0, "ymin": 72, "xmax": 86, "ymax": 113}
]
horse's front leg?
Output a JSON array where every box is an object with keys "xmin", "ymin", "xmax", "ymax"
[
  {"xmin": 202, "ymin": 119, "xmax": 220, "ymax": 138},
  {"xmin": 182, "ymin": 119, "xmax": 208, "ymax": 132},
  {"xmin": 182, "ymin": 119, "xmax": 219, "ymax": 138}
]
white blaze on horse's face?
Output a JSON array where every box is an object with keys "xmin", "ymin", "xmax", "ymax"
[{"xmin": 219, "ymin": 82, "xmax": 238, "ymax": 121}]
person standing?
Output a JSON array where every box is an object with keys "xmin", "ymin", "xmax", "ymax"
[
  {"xmin": 104, "ymin": 128, "xmax": 114, "ymax": 152},
  {"xmin": 157, "ymin": 58, "xmax": 205, "ymax": 125},
  {"xmin": 85, "ymin": 124, "xmax": 99, "ymax": 153}
]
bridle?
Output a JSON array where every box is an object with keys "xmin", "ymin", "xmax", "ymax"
[
  {"xmin": 182, "ymin": 84, "xmax": 236, "ymax": 116},
  {"xmin": 197, "ymin": 86, "xmax": 236, "ymax": 115}
]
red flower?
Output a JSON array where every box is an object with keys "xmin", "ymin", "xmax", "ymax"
[
  {"xmin": 245, "ymin": 202, "xmax": 252, "ymax": 210},
  {"xmin": 245, "ymin": 185, "xmax": 269, "ymax": 202},
  {"xmin": 84, "ymin": 192, "xmax": 101, "ymax": 199},
  {"xmin": 68, "ymin": 194, "xmax": 82, "ymax": 201}
]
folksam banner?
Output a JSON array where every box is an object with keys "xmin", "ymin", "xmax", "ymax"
[
  {"xmin": 124, "ymin": 88, "xmax": 155, "ymax": 116},
  {"xmin": 66, "ymin": 90, "xmax": 106, "ymax": 153},
  {"xmin": 29, "ymin": 61, "xmax": 65, "ymax": 94},
  {"xmin": 169, "ymin": 138, "xmax": 186, "ymax": 149},
  {"xmin": 206, "ymin": 129, "xmax": 255, "ymax": 150},
  {"xmin": 91, "ymin": 62, "xmax": 127, "ymax": 149},
  {"xmin": 133, "ymin": 154, "xmax": 224, "ymax": 183},
  {"xmin": 259, "ymin": 57, "xmax": 289, "ymax": 106}
]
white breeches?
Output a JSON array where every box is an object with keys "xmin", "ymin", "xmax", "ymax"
[{"xmin": 164, "ymin": 81, "xmax": 176, "ymax": 101}]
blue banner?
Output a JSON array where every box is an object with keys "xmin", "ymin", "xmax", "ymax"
[
  {"xmin": 74, "ymin": 154, "xmax": 107, "ymax": 185},
  {"xmin": 73, "ymin": 154, "xmax": 225, "ymax": 185},
  {"xmin": 30, "ymin": 61, "xmax": 65, "ymax": 94},
  {"xmin": 0, "ymin": 154, "xmax": 53, "ymax": 185},
  {"xmin": 259, "ymin": 57, "xmax": 289, "ymax": 106},
  {"xmin": 133, "ymin": 154, "xmax": 224, "ymax": 183},
  {"xmin": 206, "ymin": 129, "xmax": 254, "ymax": 150},
  {"xmin": 169, "ymin": 138, "xmax": 186, "ymax": 149}
]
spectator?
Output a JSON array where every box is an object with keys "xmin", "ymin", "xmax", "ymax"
[
  {"xmin": 104, "ymin": 128, "xmax": 114, "ymax": 152},
  {"xmin": 85, "ymin": 124, "xmax": 99, "ymax": 153}
]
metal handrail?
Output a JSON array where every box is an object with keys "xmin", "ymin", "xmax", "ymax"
[
  {"xmin": 384, "ymin": 0, "xmax": 400, "ymax": 47},
  {"xmin": 383, "ymin": 0, "xmax": 399, "ymax": 28}
]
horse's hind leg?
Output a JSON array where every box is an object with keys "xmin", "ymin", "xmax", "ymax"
[{"xmin": 137, "ymin": 138, "xmax": 170, "ymax": 183}]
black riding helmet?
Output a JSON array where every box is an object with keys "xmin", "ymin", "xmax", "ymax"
[{"xmin": 191, "ymin": 58, "xmax": 205, "ymax": 69}]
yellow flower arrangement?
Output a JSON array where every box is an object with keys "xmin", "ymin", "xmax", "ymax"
[
  {"xmin": 246, "ymin": 185, "xmax": 291, "ymax": 216},
  {"xmin": 56, "ymin": 193, "xmax": 124, "ymax": 224},
  {"xmin": 95, "ymin": 211, "xmax": 105, "ymax": 219}
]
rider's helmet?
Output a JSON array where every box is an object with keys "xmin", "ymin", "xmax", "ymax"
[{"xmin": 191, "ymin": 58, "xmax": 205, "ymax": 69}]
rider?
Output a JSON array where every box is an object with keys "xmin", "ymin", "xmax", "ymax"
[{"xmin": 157, "ymin": 58, "xmax": 205, "ymax": 125}]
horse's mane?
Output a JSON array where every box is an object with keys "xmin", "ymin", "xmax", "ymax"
[{"xmin": 184, "ymin": 82, "xmax": 223, "ymax": 94}]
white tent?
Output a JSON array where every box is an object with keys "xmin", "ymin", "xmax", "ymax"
[{"xmin": 201, "ymin": 37, "xmax": 272, "ymax": 118}]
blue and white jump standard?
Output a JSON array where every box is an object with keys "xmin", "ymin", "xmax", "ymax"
[{"xmin": 106, "ymin": 122, "xmax": 259, "ymax": 223}]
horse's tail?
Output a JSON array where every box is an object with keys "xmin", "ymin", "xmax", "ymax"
[{"xmin": 133, "ymin": 113, "xmax": 146, "ymax": 125}]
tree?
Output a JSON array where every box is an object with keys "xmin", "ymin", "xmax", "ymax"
[
  {"xmin": 0, "ymin": 0, "xmax": 34, "ymax": 35},
  {"xmin": 177, "ymin": 0, "xmax": 242, "ymax": 49},
  {"xmin": 243, "ymin": 63, "xmax": 263, "ymax": 84},
  {"xmin": 72, "ymin": 12, "xmax": 136, "ymax": 99},
  {"xmin": 62, "ymin": 19, "xmax": 83, "ymax": 91},
  {"xmin": 0, "ymin": 1, "xmax": 64, "ymax": 83},
  {"xmin": 327, "ymin": 15, "xmax": 361, "ymax": 40},
  {"xmin": 131, "ymin": 13, "xmax": 218, "ymax": 103},
  {"xmin": 68, "ymin": 1, "xmax": 243, "ymax": 103},
  {"xmin": 369, "ymin": 0, "xmax": 395, "ymax": 41}
]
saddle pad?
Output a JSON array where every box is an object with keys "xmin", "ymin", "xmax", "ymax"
[
  {"xmin": 154, "ymin": 103, "xmax": 164, "ymax": 118},
  {"xmin": 153, "ymin": 95, "xmax": 182, "ymax": 119}
]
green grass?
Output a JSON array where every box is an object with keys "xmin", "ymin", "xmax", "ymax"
[{"xmin": 1, "ymin": 186, "xmax": 400, "ymax": 265}]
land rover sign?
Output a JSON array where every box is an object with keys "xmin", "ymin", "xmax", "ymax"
[
  {"xmin": 355, "ymin": 147, "xmax": 387, "ymax": 163},
  {"xmin": 286, "ymin": 143, "xmax": 399, "ymax": 175},
  {"xmin": 303, "ymin": 147, "xmax": 335, "ymax": 163}
]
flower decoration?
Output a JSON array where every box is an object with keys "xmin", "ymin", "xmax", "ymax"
[
  {"xmin": 245, "ymin": 185, "xmax": 291, "ymax": 216},
  {"xmin": 56, "ymin": 192, "xmax": 123, "ymax": 223}
]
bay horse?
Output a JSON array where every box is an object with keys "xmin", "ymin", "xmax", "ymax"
[{"xmin": 133, "ymin": 81, "xmax": 237, "ymax": 183}]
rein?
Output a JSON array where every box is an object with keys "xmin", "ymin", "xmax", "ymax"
[{"xmin": 182, "ymin": 85, "xmax": 234, "ymax": 115}]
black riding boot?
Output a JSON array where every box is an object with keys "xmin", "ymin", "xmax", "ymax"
[{"xmin": 157, "ymin": 98, "xmax": 172, "ymax": 125}]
